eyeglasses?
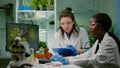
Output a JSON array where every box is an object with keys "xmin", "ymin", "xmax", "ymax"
[
  {"xmin": 89, "ymin": 23, "xmax": 97, "ymax": 27},
  {"xmin": 90, "ymin": 23, "xmax": 102, "ymax": 27}
]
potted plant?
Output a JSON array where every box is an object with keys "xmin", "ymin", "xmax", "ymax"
[
  {"xmin": 29, "ymin": 0, "xmax": 49, "ymax": 10},
  {"xmin": 39, "ymin": 41, "xmax": 47, "ymax": 48},
  {"xmin": 29, "ymin": 0, "xmax": 40, "ymax": 10},
  {"xmin": 39, "ymin": 0, "xmax": 48, "ymax": 10},
  {"xmin": 49, "ymin": 0, "xmax": 54, "ymax": 10}
]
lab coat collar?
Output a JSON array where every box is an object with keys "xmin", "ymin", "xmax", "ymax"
[
  {"xmin": 64, "ymin": 31, "xmax": 78, "ymax": 46},
  {"xmin": 93, "ymin": 32, "xmax": 109, "ymax": 54},
  {"xmin": 99, "ymin": 32, "xmax": 109, "ymax": 43}
]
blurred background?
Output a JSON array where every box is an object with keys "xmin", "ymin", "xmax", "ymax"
[{"xmin": 0, "ymin": 0, "xmax": 120, "ymax": 68}]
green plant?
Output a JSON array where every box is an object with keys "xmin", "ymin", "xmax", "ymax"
[
  {"xmin": 49, "ymin": 0, "xmax": 54, "ymax": 5},
  {"xmin": 39, "ymin": 0, "xmax": 48, "ymax": 6},
  {"xmin": 29, "ymin": 0, "xmax": 40, "ymax": 10},
  {"xmin": 109, "ymin": 26, "xmax": 114, "ymax": 33},
  {"xmin": 89, "ymin": 35, "xmax": 96, "ymax": 47},
  {"xmin": 29, "ymin": 0, "xmax": 49, "ymax": 10},
  {"xmin": 39, "ymin": 41, "xmax": 47, "ymax": 48},
  {"xmin": 49, "ymin": 0, "xmax": 54, "ymax": 10}
]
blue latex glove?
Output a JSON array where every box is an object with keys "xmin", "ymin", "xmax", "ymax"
[
  {"xmin": 52, "ymin": 48, "xmax": 73, "ymax": 56},
  {"xmin": 50, "ymin": 54, "xmax": 69, "ymax": 65},
  {"xmin": 52, "ymin": 45, "xmax": 78, "ymax": 56},
  {"xmin": 67, "ymin": 45, "xmax": 78, "ymax": 56}
]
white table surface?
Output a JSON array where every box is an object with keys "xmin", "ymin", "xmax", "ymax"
[
  {"xmin": 7, "ymin": 60, "xmax": 82, "ymax": 68},
  {"xmin": 32, "ymin": 64, "xmax": 82, "ymax": 68}
]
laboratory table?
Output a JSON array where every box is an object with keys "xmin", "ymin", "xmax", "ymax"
[{"xmin": 31, "ymin": 64, "xmax": 82, "ymax": 68}]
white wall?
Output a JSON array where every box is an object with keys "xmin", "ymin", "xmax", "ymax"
[
  {"xmin": 56, "ymin": 0, "xmax": 91, "ymax": 11},
  {"xmin": 95, "ymin": 0, "xmax": 114, "ymax": 22},
  {"xmin": 56, "ymin": 0, "xmax": 114, "ymax": 29},
  {"xmin": 114, "ymin": 0, "xmax": 120, "ymax": 40},
  {"xmin": 0, "ymin": 0, "xmax": 15, "ymax": 58},
  {"xmin": 56, "ymin": 0, "xmax": 99, "ymax": 30},
  {"xmin": 0, "ymin": 12, "xmax": 11, "ymax": 58}
]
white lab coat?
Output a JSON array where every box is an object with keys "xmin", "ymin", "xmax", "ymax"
[
  {"xmin": 67, "ymin": 33, "xmax": 120, "ymax": 68},
  {"xmin": 49, "ymin": 27, "xmax": 90, "ymax": 55}
]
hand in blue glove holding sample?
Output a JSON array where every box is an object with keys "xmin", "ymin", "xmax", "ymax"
[
  {"xmin": 50, "ymin": 54, "xmax": 69, "ymax": 65},
  {"xmin": 52, "ymin": 45, "xmax": 78, "ymax": 56},
  {"xmin": 67, "ymin": 45, "xmax": 78, "ymax": 56}
]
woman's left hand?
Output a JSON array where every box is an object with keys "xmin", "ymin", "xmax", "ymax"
[{"xmin": 76, "ymin": 48, "xmax": 84, "ymax": 54}]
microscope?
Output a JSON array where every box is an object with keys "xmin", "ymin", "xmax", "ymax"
[{"xmin": 7, "ymin": 37, "xmax": 34, "ymax": 68}]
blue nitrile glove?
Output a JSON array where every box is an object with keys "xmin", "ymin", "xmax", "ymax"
[
  {"xmin": 67, "ymin": 45, "xmax": 78, "ymax": 56},
  {"xmin": 52, "ymin": 48, "xmax": 73, "ymax": 56},
  {"xmin": 50, "ymin": 54, "xmax": 69, "ymax": 65},
  {"xmin": 52, "ymin": 45, "xmax": 78, "ymax": 56}
]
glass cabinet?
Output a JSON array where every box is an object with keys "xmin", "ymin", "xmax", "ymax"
[{"xmin": 15, "ymin": 0, "xmax": 56, "ymax": 48}]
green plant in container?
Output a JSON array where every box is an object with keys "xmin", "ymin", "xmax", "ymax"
[
  {"xmin": 49, "ymin": 0, "xmax": 54, "ymax": 10},
  {"xmin": 29, "ymin": 0, "xmax": 40, "ymax": 10},
  {"xmin": 39, "ymin": 0, "xmax": 48, "ymax": 10},
  {"xmin": 39, "ymin": 41, "xmax": 47, "ymax": 48},
  {"xmin": 29, "ymin": 0, "xmax": 49, "ymax": 10},
  {"xmin": 40, "ymin": 0, "xmax": 48, "ymax": 5}
]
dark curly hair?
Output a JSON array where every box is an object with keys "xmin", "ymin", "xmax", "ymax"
[
  {"xmin": 92, "ymin": 13, "xmax": 120, "ymax": 54},
  {"xmin": 92, "ymin": 13, "xmax": 112, "ymax": 32}
]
